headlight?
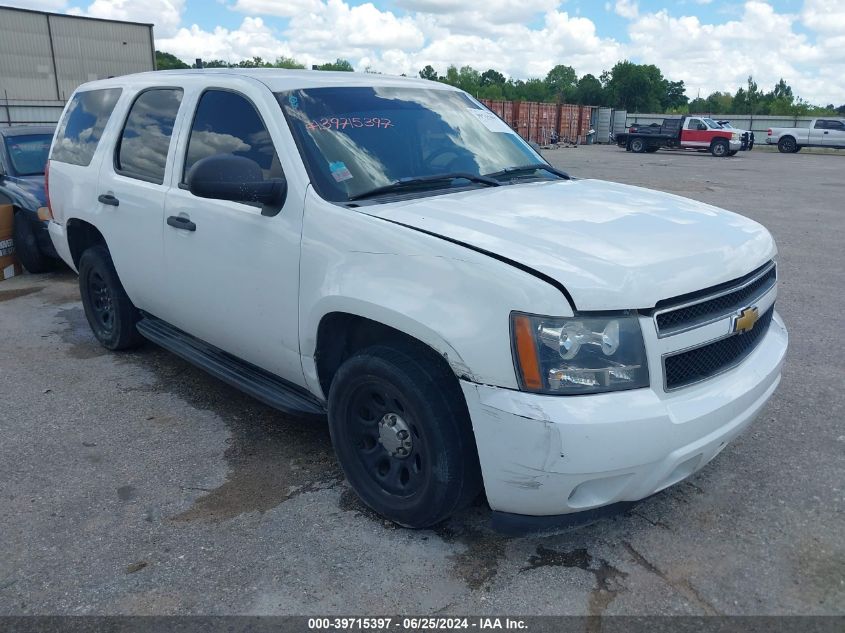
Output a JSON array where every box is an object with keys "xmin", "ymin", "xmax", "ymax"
[
  {"xmin": 732, "ymin": 132, "xmax": 740, "ymax": 140},
  {"xmin": 511, "ymin": 312, "xmax": 649, "ymax": 395}
]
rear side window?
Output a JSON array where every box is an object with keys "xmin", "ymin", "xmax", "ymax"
[
  {"xmin": 115, "ymin": 88, "xmax": 183, "ymax": 184},
  {"xmin": 183, "ymin": 90, "xmax": 279, "ymax": 181},
  {"xmin": 814, "ymin": 120, "xmax": 828, "ymax": 129},
  {"xmin": 51, "ymin": 88, "xmax": 122, "ymax": 166}
]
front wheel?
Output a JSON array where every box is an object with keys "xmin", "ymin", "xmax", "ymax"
[
  {"xmin": 711, "ymin": 139, "xmax": 730, "ymax": 157},
  {"xmin": 629, "ymin": 137, "xmax": 647, "ymax": 153},
  {"xmin": 328, "ymin": 345, "xmax": 482, "ymax": 528},
  {"xmin": 78, "ymin": 245, "xmax": 144, "ymax": 350},
  {"xmin": 728, "ymin": 150, "xmax": 739, "ymax": 156}
]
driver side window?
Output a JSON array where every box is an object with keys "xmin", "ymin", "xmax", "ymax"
[{"xmin": 183, "ymin": 90, "xmax": 281, "ymax": 183}]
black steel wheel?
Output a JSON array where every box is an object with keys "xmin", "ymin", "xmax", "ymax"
[
  {"xmin": 328, "ymin": 344, "xmax": 482, "ymax": 528},
  {"xmin": 78, "ymin": 245, "xmax": 144, "ymax": 350},
  {"xmin": 778, "ymin": 136, "xmax": 797, "ymax": 153},
  {"xmin": 12, "ymin": 212, "xmax": 51, "ymax": 273},
  {"xmin": 630, "ymin": 137, "xmax": 646, "ymax": 153}
]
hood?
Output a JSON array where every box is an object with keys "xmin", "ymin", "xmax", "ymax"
[
  {"xmin": 360, "ymin": 179, "xmax": 775, "ymax": 311},
  {"xmin": 0, "ymin": 174, "xmax": 47, "ymax": 210}
]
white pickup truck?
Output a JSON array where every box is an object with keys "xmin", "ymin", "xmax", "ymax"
[
  {"xmin": 45, "ymin": 70, "xmax": 787, "ymax": 532},
  {"xmin": 767, "ymin": 118, "xmax": 845, "ymax": 152}
]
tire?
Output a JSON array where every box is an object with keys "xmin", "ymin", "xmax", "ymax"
[
  {"xmin": 629, "ymin": 137, "xmax": 646, "ymax": 153},
  {"xmin": 13, "ymin": 212, "xmax": 51, "ymax": 273},
  {"xmin": 778, "ymin": 136, "xmax": 797, "ymax": 153},
  {"xmin": 711, "ymin": 139, "xmax": 730, "ymax": 157},
  {"xmin": 645, "ymin": 147, "xmax": 660, "ymax": 153},
  {"xmin": 728, "ymin": 150, "xmax": 738, "ymax": 156},
  {"xmin": 328, "ymin": 344, "xmax": 482, "ymax": 528},
  {"xmin": 794, "ymin": 146, "xmax": 802, "ymax": 153},
  {"xmin": 78, "ymin": 244, "xmax": 144, "ymax": 350}
]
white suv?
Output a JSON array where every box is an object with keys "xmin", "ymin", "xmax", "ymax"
[{"xmin": 46, "ymin": 70, "xmax": 787, "ymax": 532}]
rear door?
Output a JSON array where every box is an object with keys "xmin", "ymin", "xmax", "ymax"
[
  {"xmin": 97, "ymin": 87, "xmax": 184, "ymax": 315},
  {"xmin": 161, "ymin": 85, "xmax": 306, "ymax": 385}
]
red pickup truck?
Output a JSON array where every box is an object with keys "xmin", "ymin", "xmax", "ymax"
[{"xmin": 616, "ymin": 116, "xmax": 746, "ymax": 157}]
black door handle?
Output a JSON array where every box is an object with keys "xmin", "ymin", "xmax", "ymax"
[
  {"xmin": 98, "ymin": 194, "xmax": 119, "ymax": 206},
  {"xmin": 167, "ymin": 215, "xmax": 196, "ymax": 232},
  {"xmin": 824, "ymin": 131, "xmax": 829, "ymax": 134}
]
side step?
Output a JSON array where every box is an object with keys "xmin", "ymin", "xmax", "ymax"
[{"xmin": 136, "ymin": 316, "xmax": 326, "ymax": 417}]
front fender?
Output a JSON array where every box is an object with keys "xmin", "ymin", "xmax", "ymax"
[{"xmin": 299, "ymin": 194, "xmax": 571, "ymax": 398}]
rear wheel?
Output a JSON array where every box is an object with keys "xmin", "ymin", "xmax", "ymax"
[
  {"xmin": 711, "ymin": 139, "xmax": 729, "ymax": 157},
  {"xmin": 78, "ymin": 245, "xmax": 144, "ymax": 350},
  {"xmin": 13, "ymin": 213, "xmax": 51, "ymax": 273},
  {"xmin": 778, "ymin": 136, "xmax": 797, "ymax": 153},
  {"xmin": 629, "ymin": 137, "xmax": 647, "ymax": 153},
  {"xmin": 328, "ymin": 344, "xmax": 482, "ymax": 528}
]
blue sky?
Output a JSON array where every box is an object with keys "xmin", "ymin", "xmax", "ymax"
[{"xmin": 14, "ymin": 0, "xmax": 845, "ymax": 105}]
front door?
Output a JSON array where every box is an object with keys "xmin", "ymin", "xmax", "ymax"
[
  {"xmin": 161, "ymin": 87, "xmax": 306, "ymax": 386},
  {"xmin": 822, "ymin": 120, "xmax": 845, "ymax": 147}
]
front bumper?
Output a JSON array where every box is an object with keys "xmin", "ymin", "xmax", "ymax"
[
  {"xmin": 729, "ymin": 138, "xmax": 742, "ymax": 151},
  {"xmin": 461, "ymin": 311, "xmax": 787, "ymax": 518}
]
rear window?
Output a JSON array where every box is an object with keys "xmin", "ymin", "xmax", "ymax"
[
  {"xmin": 51, "ymin": 88, "xmax": 122, "ymax": 166},
  {"xmin": 4, "ymin": 134, "xmax": 52, "ymax": 176},
  {"xmin": 115, "ymin": 88, "xmax": 183, "ymax": 183}
]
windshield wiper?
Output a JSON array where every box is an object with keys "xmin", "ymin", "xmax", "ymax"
[
  {"xmin": 347, "ymin": 172, "xmax": 500, "ymax": 202},
  {"xmin": 484, "ymin": 163, "xmax": 570, "ymax": 181}
]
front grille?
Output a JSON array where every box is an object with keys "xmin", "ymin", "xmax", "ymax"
[
  {"xmin": 656, "ymin": 264, "xmax": 776, "ymax": 335},
  {"xmin": 664, "ymin": 307, "xmax": 774, "ymax": 390}
]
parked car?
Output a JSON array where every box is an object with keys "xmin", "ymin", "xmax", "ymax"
[
  {"xmin": 616, "ymin": 116, "xmax": 744, "ymax": 156},
  {"xmin": 767, "ymin": 118, "xmax": 845, "ymax": 152},
  {"xmin": 46, "ymin": 70, "xmax": 787, "ymax": 531},
  {"xmin": 0, "ymin": 125, "xmax": 58, "ymax": 272},
  {"xmin": 717, "ymin": 120, "xmax": 754, "ymax": 150}
]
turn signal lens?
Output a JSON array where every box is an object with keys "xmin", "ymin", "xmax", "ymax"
[{"xmin": 512, "ymin": 314, "xmax": 542, "ymax": 391}]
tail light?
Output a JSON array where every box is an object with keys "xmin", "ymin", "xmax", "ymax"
[
  {"xmin": 767, "ymin": 128, "xmax": 772, "ymax": 136},
  {"xmin": 42, "ymin": 160, "xmax": 54, "ymax": 221}
]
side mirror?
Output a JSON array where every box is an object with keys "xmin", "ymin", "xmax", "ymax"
[{"xmin": 187, "ymin": 154, "xmax": 287, "ymax": 216}]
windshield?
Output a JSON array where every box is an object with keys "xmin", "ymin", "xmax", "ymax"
[
  {"xmin": 4, "ymin": 134, "xmax": 52, "ymax": 176},
  {"xmin": 277, "ymin": 87, "xmax": 543, "ymax": 202},
  {"xmin": 703, "ymin": 118, "xmax": 723, "ymax": 129}
]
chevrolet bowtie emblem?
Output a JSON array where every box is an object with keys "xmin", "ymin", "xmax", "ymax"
[{"xmin": 733, "ymin": 306, "xmax": 759, "ymax": 334}]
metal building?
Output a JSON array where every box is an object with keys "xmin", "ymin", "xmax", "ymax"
[{"xmin": 0, "ymin": 5, "xmax": 156, "ymax": 126}]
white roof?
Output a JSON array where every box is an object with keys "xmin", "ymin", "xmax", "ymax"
[{"xmin": 77, "ymin": 68, "xmax": 457, "ymax": 93}]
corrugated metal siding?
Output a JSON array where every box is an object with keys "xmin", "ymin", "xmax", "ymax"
[
  {"xmin": 50, "ymin": 15, "xmax": 153, "ymax": 100},
  {"xmin": 597, "ymin": 107, "xmax": 612, "ymax": 143},
  {"xmin": 1, "ymin": 7, "xmax": 153, "ymax": 124},
  {"xmin": 0, "ymin": 8, "xmax": 56, "ymax": 100}
]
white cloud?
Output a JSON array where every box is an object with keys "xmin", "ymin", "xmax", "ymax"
[
  {"xmin": 72, "ymin": 0, "xmax": 845, "ymax": 106},
  {"xmin": 67, "ymin": 0, "xmax": 185, "ymax": 37},
  {"xmin": 2, "ymin": 0, "xmax": 68, "ymax": 10},
  {"xmin": 614, "ymin": 0, "xmax": 639, "ymax": 19}
]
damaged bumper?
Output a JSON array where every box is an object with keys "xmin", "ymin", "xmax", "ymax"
[{"xmin": 460, "ymin": 312, "xmax": 788, "ymax": 520}]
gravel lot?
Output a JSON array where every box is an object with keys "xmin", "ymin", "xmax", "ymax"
[{"xmin": 1, "ymin": 144, "xmax": 843, "ymax": 616}]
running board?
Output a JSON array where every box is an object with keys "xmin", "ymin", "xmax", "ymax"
[{"xmin": 136, "ymin": 316, "xmax": 326, "ymax": 417}]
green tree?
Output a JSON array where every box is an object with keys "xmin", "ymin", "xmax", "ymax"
[
  {"xmin": 661, "ymin": 79, "xmax": 688, "ymax": 110},
  {"xmin": 198, "ymin": 59, "xmax": 231, "ymax": 68},
  {"xmin": 544, "ymin": 64, "xmax": 577, "ymax": 102},
  {"xmin": 418, "ymin": 65, "xmax": 439, "ymax": 81},
  {"xmin": 574, "ymin": 74, "xmax": 604, "ymax": 105},
  {"xmin": 316, "ymin": 58, "xmax": 354, "ymax": 71},
  {"xmin": 480, "ymin": 69, "xmax": 506, "ymax": 87},
  {"xmin": 604, "ymin": 61, "xmax": 664, "ymax": 111},
  {"xmin": 155, "ymin": 50, "xmax": 189, "ymax": 70},
  {"xmin": 236, "ymin": 56, "xmax": 269, "ymax": 68},
  {"xmin": 273, "ymin": 56, "xmax": 305, "ymax": 69}
]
